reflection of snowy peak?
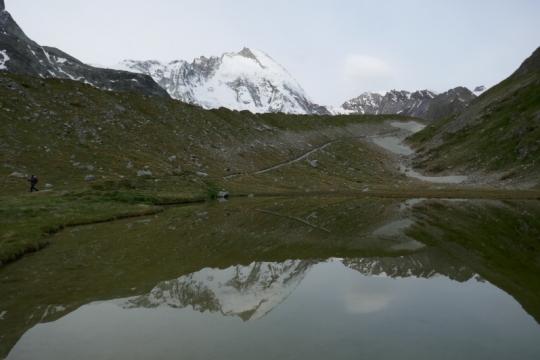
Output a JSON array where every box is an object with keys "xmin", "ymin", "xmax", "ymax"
[
  {"xmin": 111, "ymin": 48, "xmax": 331, "ymax": 115},
  {"xmin": 343, "ymin": 254, "xmax": 474, "ymax": 282},
  {"xmin": 114, "ymin": 260, "xmax": 319, "ymax": 321}
]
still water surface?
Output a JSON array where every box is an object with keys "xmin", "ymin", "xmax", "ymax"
[
  {"xmin": 8, "ymin": 259, "xmax": 540, "ymax": 360},
  {"xmin": 2, "ymin": 197, "xmax": 540, "ymax": 359}
]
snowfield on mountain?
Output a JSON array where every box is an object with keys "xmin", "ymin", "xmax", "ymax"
[{"xmin": 108, "ymin": 48, "xmax": 331, "ymax": 115}]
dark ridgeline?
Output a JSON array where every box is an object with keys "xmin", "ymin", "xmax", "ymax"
[{"xmin": 0, "ymin": 0, "xmax": 170, "ymax": 98}]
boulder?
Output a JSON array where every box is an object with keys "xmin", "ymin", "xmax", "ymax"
[
  {"xmin": 196, "ymin": 172, "xmax": 208, "ymax": 177},
  {"xmin": 85, "ymin": 175, "xmax": 96, "ymax": 181},
  {"xmin": 114, "ymin": 104, "xmax": 126, "ymax": 112},
  {"xmin": 217, "ymin": 191, "xmax": 229, "ymax": 199},
  {"xmin": 9, "ymin": 172, "xmax": 27, "ymax": 178},
  {"xmin": 137, "ymin": 170, "xmax": 153, "ymax": 177}
]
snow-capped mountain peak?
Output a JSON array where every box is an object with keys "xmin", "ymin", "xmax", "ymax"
[{"xmin": 109, "ymin": 48, "xmax": 331, "ymax": 115}]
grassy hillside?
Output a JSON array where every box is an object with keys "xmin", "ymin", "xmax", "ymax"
[
  {"xmin": 0, "ymin": 73, "xmax": 413, "ymax": 193},
  {"xmin": 407, "ymin": 46, "xmax": 540, "ymax": 186},
  {"xmin": 1, "ymin": 72, "xmax": 417, "ymax": 265}
]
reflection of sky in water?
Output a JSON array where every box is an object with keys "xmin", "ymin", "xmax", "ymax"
[{"xmin": 8, "ymin": 260, "xmax": 540, "ymax": 360}]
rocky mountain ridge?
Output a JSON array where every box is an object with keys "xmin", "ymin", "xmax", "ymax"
[
  {"xmin": 0, "ymin": 1, "xmax": 169, "ymax": 98},
  {"xmin": 109, "ymin": 48, "xmax": 331, "ymax": 115},
  {"xmin": 341, "ymin": 87, "xmax": 477, "ymax": 120}
]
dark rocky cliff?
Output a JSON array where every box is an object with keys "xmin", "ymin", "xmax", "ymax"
[{"xmin": 0, "ymin": 1, "xmax": 169, "ymax": 98}]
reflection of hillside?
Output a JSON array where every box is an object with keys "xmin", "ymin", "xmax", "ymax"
[
  {"xmin": 0, "ymin": 197, "xmax": 408, "ymax": 358},
  {"xmin": 115, "ymin": 260, "xmax": 320, "ymax": 321},
  {"xmin": 408, "ymin": 199, "xmax": 540, "ymax": 324},
  {"xmin": 343, "ymin": 252, "xmax": 474, "ymax": 282},
  {"xmin": 4, "ymin": 197, "xmax": 538, "ymax": 357}
]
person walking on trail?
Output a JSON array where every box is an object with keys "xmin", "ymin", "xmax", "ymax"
[{"xmin": 28, "ymin": 175, "xmax": 39, "ymax": 192}]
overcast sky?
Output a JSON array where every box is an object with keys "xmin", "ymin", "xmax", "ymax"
[{"xmin": 6, "ymin": 0, "xmax": 540, "ymax": 107}]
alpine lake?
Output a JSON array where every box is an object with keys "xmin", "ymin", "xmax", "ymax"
[{"xmin": 1, "ymin": 196, "xmax": 540, "ymax": 359}]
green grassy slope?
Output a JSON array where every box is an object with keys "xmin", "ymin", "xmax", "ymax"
[
  {"xmin": 0, "ymin": 73, "xmax": 415, "ymax": 265},
  {"xmin": 0, "ymin": 73, "xmax": 410, "ymax": 194},
  {"xmin": 407, "ymin": 46, "xmax": 540, "ymax": 185}
]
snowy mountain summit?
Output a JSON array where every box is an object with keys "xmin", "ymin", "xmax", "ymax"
[{"xmin": 112, "ymin": 48, "xmax": 331, "ymax": 115}]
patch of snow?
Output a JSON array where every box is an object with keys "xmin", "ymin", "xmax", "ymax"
[
  {"xmin": 0, "ymin": 49, "xmax": 9, "ymax": 70},
  {"xmin": 42, "ymin": 48, "xmax": 52, "ymax": 64}
]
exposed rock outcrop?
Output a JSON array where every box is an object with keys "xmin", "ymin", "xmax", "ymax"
[{"xmin": 0, "ymin": 1, "xmax": 169, "ymax": 98}]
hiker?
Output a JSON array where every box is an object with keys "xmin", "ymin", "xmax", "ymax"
[{"xmin": 28, "ymin": 175, "xmax": 39, "ymax": 192}]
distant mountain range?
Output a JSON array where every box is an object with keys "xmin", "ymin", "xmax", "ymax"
[
  {"xmin": 1, "ymin": 0, "xmax": 484, "ymax": 118},
  {"xmin": 108, "ymin": 48, "xmax": 332, "ymax": 115},
  {"xmin": 339, "ymin": 87, "xmax": 480, "ymax": 120}
]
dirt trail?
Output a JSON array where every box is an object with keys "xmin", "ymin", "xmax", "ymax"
[{"xmin": 222, "ymin": 128, "xmax": 401, "ymax": 179}]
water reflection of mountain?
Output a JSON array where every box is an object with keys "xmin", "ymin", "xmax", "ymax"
[
  {"xmin": 113, "ymin": 255, "xmax": 475, "ymax": 321},
  {"xmin": 343, "ymin": 253, "xmax": 474, "ymax": 282},
  {"xmin": 114, "ymin": 260, "xmax": 320, "ymax": 321}
]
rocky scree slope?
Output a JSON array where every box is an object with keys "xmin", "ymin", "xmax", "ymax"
[
  {"xmin": 407, "ymin": 46, "xmax": 540, "ymax": 188},
  {"xmin": 0, "ymin": 1, "xmax": 169, "ymax": 98},
  {"xmin": 111, "ymin": 48, "xmax": 331, "ymax": 115},
  {"xmin": 341, "ymin": 87, "xmax": 477, "ymax": 121}
]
